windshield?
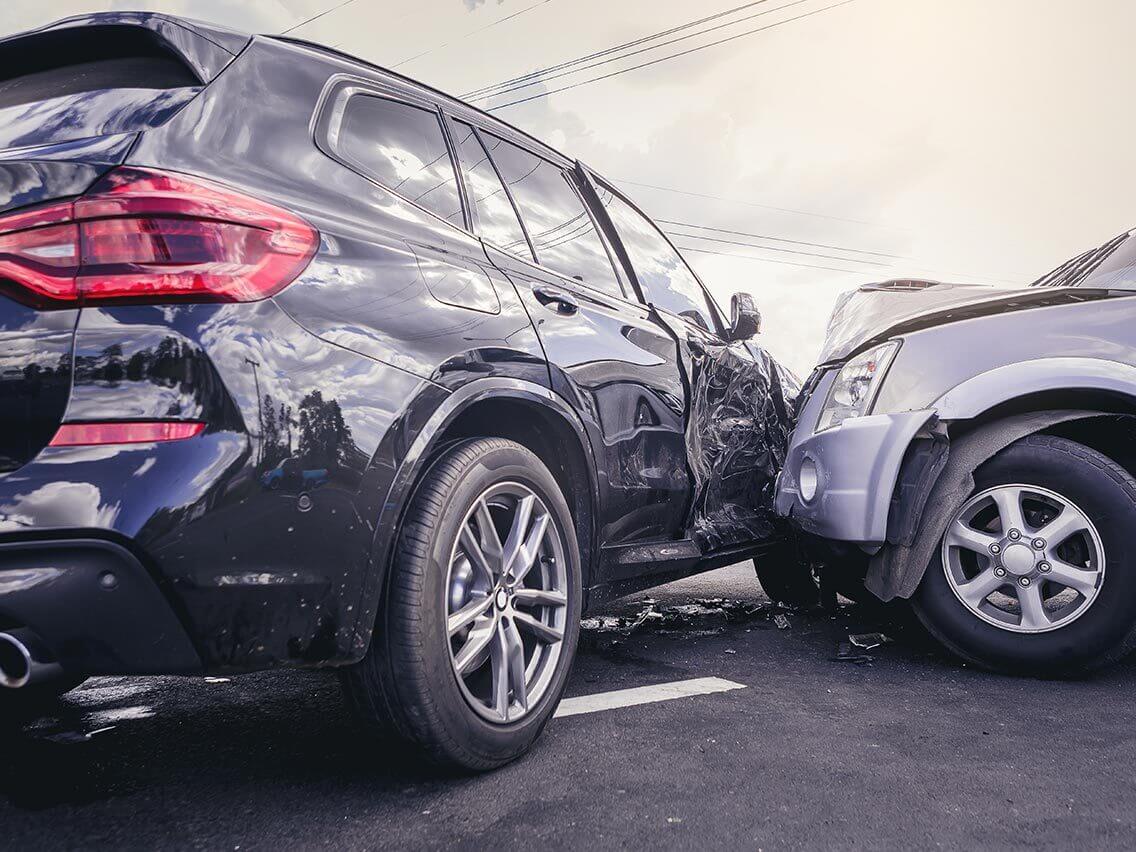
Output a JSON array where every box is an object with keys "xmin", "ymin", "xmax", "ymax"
[{"xmin": 1030, "ymin": 230, "xmax": 1136, "ymax": 290}]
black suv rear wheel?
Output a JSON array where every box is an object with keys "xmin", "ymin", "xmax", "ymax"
[
  {"xmin": 913, "ymin": 434, "xmax": 1136, "ymax": 677},
  {"xmin": 342, "ymin": 438, "xmax": 581, "ymax": 770}
]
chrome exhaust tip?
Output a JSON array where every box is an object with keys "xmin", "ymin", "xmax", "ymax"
[{"xmin": 0, "ymin": 629, "xmax": 62, "ymax": 690}]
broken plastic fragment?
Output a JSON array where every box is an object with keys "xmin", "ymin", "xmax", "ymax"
[
  {"xmin": 772, "ymin": 613, "xmax": 791, "ymax": 630},
  {"xmin": 848, "ymin": 632, "xmax": 892, "ymax": 650},
  {"xmin": 831, "ymin": 641, "xmax": 874, "ymax": 666}
]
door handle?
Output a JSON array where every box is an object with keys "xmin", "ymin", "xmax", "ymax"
[{"xmin": 532, "ymin": 284, "xmax": 579, "ymax": 315}]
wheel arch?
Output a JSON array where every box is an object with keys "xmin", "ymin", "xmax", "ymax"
[
  {"xmin": 866, "ymin": 409, "xmax": 1122, "ymax": 602},
  {"xmin": 356, "ymin": 379, "xmax": 598, "ymax": 655},
  {"xmin": 933, "ymin": 357, "xmax": 1136, "ymax": 422}
]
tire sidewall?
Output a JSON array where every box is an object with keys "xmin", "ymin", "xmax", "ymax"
[
  {"xmin": 914, "ymin": 437, "xmax": 1136, "ymax": 676},
  {"xmin": 406, "ymin": 443, "xmax": 582, "ymax": 761}
]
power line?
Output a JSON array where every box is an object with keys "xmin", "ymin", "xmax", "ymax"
[
  {"xmin": 617, "ymin": 177, "xmax": 904, "ymax": 230},
  {"xmin": 472, "ymin": 0, "xmax": 813, "ymax": 101},
  {"xmin": 659, "ymin": 219, "xmax": 903, "ymax": 258},
  {"xmin": 665, "ymin": 229, "xmax": 891, "ymax": 266},
  {"xmin": 486, "ymin": 0, "xmax": 859, "ymax": 110},
  {"xmin": 280, "ymin": 0, "xmax": 359, "ymax": 35},
  {"xmin": 464, "ymin": 0, "xmax": 779, "ymax": 99},
  {"xmin": 395, "ymin": 0, "xmax": 556, "ymax": 68},
  {"xmin": 677, "ymin": 245, "xmax": 878, "ymax": 276}
]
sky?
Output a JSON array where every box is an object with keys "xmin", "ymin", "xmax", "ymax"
[{"xmin": 5, "ymin": 0, "xmax": 1135, "ymax": 375}]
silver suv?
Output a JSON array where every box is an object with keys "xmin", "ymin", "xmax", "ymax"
[{"xmin": 775, "ymin": 230, "xmax": 1136, "ymax": 676}]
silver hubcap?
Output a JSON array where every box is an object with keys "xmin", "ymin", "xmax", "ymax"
[
  {"xmin": 942, "ymin": 483, "xmax": 1105, "ymax": 633},
  {"xmin": 446, "ymin": 482, "xmax": 568, "ymax": 724}
]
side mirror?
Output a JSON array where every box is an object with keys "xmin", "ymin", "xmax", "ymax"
[{"xmin": 727, "ymin": 292, "xmax": 761, "ymax": 341}]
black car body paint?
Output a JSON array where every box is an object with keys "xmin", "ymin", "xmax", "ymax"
[{"xmin": 0, "ymin": 13, "xmax": 797, "ymax": 676}]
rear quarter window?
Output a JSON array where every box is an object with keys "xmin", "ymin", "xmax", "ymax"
[{"xmin": 332, "ymin": 94, "xmax": 464, "ymax": 226}]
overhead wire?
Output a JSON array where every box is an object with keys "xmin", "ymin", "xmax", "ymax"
[{"xmin": 485, "ymin": 0, "xmax": 859, "ymax": 110}]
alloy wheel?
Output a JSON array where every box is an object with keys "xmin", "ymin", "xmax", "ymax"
[
  {"xmin": 941, "ymin": 483, "xmax": 1105, "ymax": 633},
  {"xmin": 445, "ymin": 482, "xmax": 569, "ymax": 723}
]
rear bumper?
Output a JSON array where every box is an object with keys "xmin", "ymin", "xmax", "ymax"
[
  {"xmin": 776, "ymin": 370, "xmax": 936, "ymax": 543},
  {"xmin": 0, "ymin": 538, "xmax": 201, "ymax": 675}
]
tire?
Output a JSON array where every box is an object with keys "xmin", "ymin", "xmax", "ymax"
[
  {"xmin": 912, "ymin": 434, "xmax": 1136, "ymax": 677},
  {"xmin": 341, "ymin": 438, "xmax": 582, "ymax": 770},
  {"xmin": 752, "ymin": 540, "xmax": 819, "ymax": 608}
]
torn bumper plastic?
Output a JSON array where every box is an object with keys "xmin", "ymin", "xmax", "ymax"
[{"xmin": 775, "ymin": 368, "xmax": 936, "ymax": 543}]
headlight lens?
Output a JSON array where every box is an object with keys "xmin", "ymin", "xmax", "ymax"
[{"xmin": 816, "ymin": 341, "xmax": 900, "ymax": 432}]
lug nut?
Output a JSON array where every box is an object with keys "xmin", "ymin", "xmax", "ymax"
[
  {"xmin": 1008, "ymin": 529, "xmax": 1022, "ymax": 541},
  {"xmin": 1038, "ymin": 562, "xmax": 1051, "ymax": 573},
  {"xmin": 993, "ymin": 567, "xmax": 1007, "ymax": 578},
  {"xmin": 990, "ymin": 543, "xmax": 1002, "ymax": 555},
  {"xmin": 1019, "ymin": 576, "xmax": 1031, "ymax": 587}
]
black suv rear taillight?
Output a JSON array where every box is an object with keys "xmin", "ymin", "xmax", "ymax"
[{"xmin": 0, "ymin": 167, "xmax": 318, "ymax": 306}]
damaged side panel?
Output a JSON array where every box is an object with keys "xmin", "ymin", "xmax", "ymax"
[{"xmin": 661, "ymin": 315, "xmax": 801, "ymax": 552}]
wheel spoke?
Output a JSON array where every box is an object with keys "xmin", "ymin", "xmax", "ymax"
[
  {"xmin": 1036, "ymin": 507, "xmax": 1089, "ymax": 549},
  {"xmin": 503, "ymin": 617, "xmax": 527, "ymax": 715},
  {"xmin": 944, "ymin": 520, "xmax": 1000, "ymax": 556},
  {"xmin": 991, "ymin": 487, "xmax": 1028, "ymax": 534},
  {"xmin": 490, "ymin": 619, "xmax": 510, "ymax": 719},
  {"xmin": 513, "ymin": 610, "xmax": 563, "ymax": 644},
  {"xmin": 1046, "ymin": 558, "xmax": 1100, "ymax": 597},
  {"xmin": 510, "ymin": 512, "xmax": 550, "ymax": 584},
  {"xmin": 459, "ymin": 525, "xmax": 497, "ymax": 584},
  {"xmin": 956, "ymin": 566, "xmax": 1007, "ymax": 607},
  {"xmin": 454, "ymin": 614, "xmax": 497, "ymax": 675},
  {"xmin": 512, "ymin": 587, "xmax": 567, "ymax": 609},
  {"xmin": 448, "ymin": 594, "xmax": 493, "ymax": 637},
  {"xmin": 1016, "ymin": 582, "xmax": 1050, "ymax": 630},
  {"xmin": 501, "ymin": 494, "xmax": 535, "ymax": 579},
  {"xmin": 474, "ymin": 498, "xmax": 503, "ymax": 561}
]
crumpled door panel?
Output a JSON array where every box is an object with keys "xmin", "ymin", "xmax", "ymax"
[{"xmin": 666, "ymin": 318, "xmax": 801, "ymax": 551}]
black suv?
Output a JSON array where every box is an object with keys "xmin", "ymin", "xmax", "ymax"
[{"xmin": 0, "ymin": 13, "xmax": 797, "ymax": 768}]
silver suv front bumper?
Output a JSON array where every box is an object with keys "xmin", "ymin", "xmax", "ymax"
[{"xmin": 775, "ymin": 369, "xmax": 935, "ymax": 544}]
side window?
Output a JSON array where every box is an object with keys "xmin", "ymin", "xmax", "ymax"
[
  {"xmin": 450, "ymin": 121, "xmax": 534, "ymax": 260},
  {"xmin": 484, "ymin": 134, "xmax": 622, "ymax": 297},
  {"xmin": 597, "ymin": 183, "xmax": 717, "ymax": 331},
  {"xmin": 336, "ymin": 94, "xmax": 463, "ymax": 225}
]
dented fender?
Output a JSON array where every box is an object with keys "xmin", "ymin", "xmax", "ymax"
[{"xmin": 865, "ymin": 410, "xmax": 1108, "ymax": 601}]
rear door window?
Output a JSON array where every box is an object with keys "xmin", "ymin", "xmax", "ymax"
[
  {"xmin": 450, "ymin": 120, "xmax": 534, "ymax": 260},
  {"xmin": 483, "ymin": 134, "xmax": 622, "ymax": 297},
  {"xmin": 336, "ymin": 95, "xmax": 464, "ymax": 226},
  {"xmin": 596, "ymin": 182, "xmax": 718, "ymax": 331}
]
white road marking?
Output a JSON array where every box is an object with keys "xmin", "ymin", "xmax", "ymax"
[{"xmin": 554, "ymin": 676, "xmax": 746, "ymax": 718}]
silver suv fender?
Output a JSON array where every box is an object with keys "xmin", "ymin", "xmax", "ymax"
[
  {"xmin": 934, "ymin": 357, "xmax": 1136, "ymax": 420},
  {"xmin": 865, "ymin": 410, "xmax": 1110, "ymax": 602}
]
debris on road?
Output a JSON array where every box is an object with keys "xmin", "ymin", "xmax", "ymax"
[
  {"xmin": 580, "ymin": 598, "xmax": 784, "ymax": 650},
  {"xmin": 848, "ymin": 632, "xmax": 892, "ymax": 651},
  {"xmin": 831, "ymin": 641, "xmax": 874, "ymax": 666}
]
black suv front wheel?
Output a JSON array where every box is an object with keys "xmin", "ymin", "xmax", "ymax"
[
  {"xmin": 913, "ymin": 434, "xmax": 1136, "ymax": 677},
  {"xmin": 342, "ymin": 438, "xmax": 581, "ymax": 770}
]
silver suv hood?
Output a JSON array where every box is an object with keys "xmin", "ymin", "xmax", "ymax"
[{"xmin": 818, "ymin": 279, "xmax": 1120, "ymax": 363}]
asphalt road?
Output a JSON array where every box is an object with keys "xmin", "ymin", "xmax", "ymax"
[{"xmin": 4, "ymin": 562, "xmax": 1136, "ymax": 851}]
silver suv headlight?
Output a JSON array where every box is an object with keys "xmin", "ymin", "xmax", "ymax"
[{"xmin": 815, "ymin": 341, "xmax": 900, "ymax": 432}]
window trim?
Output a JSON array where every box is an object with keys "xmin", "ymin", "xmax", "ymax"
[
  {"xmin": 472, "ymin": 128, "xmax": 628, "ymax": 300},
  {"xmin": 312, "ymin": 74, "xmax": 470, "ymax": 232},
  {"xmin": 585, "ymin": 169, "xmax": 727, "ymax": 337},
  {"xmin": 446, "ymin": 116, "xmax": 539, "ymax": 263}
]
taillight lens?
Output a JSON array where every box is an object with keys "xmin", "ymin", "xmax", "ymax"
[
  {"xmin": 49, "ymin": 421, "xmax": 206, "ymax": 447},
  {"xmin": 0, "ymin": 168, "xmax": 318, "ymax": 306}
]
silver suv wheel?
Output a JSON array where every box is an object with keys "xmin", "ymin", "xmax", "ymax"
[
  {"xmin": 941, "ymin": 483, "xmax": 1105, "ymax": 633},
  {"xmin": 446, "ymin": 481, "xmax": 568, "ymax": 724}
]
